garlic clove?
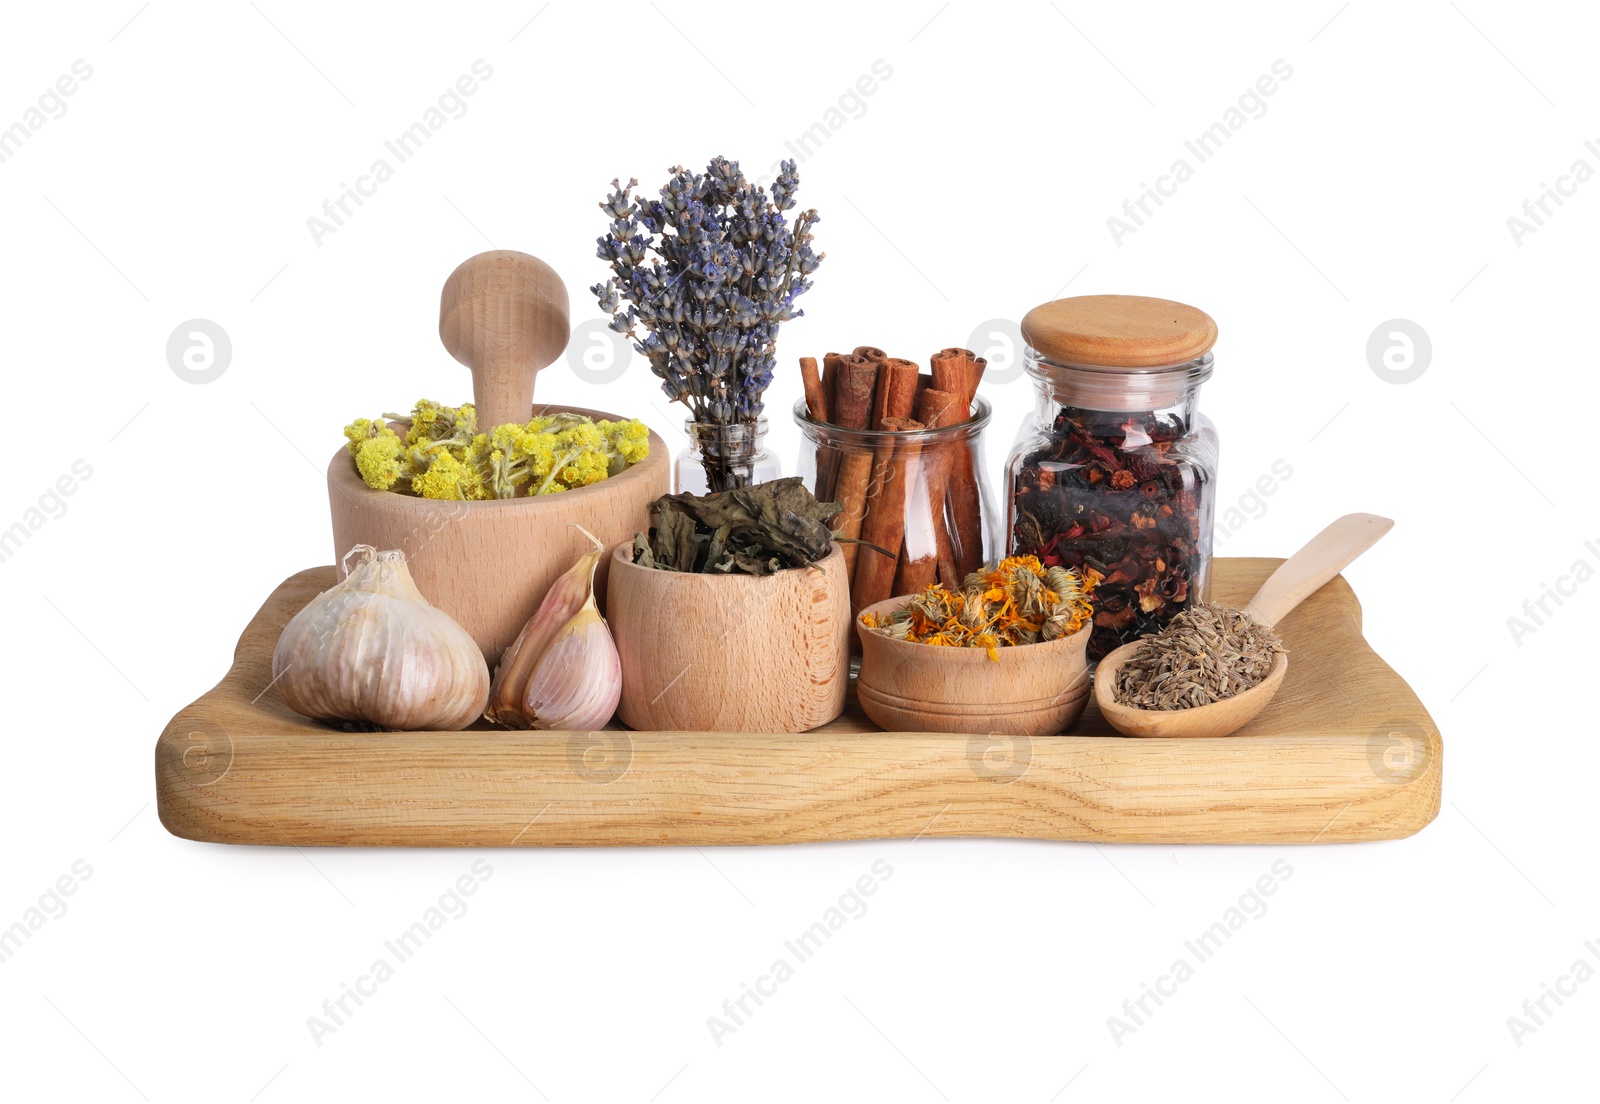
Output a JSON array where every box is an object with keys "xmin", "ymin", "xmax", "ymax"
[
  {"xmin": 523, "ymin": 600, "xmax": 622, "ymax": 731},
  {"xmin": 272, "ymin": 545, "xmax": 489, "ymax": 731},
  {"xmin": 486, "ymin": 525, "xmax": 607, "ymax": 728}
]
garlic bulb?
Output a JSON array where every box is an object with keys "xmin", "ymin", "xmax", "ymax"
[
  {"xmin": 487, "ymin": 526, "xmax": 622, "ymax": 730},
  {"xmin": 272, "ymin": 545, "xmax": 489, "ymax": 730}
]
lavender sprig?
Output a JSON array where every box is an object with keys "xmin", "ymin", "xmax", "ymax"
[{"xmin": 591, "ymin": 157, "xmax": 823, "ymax": 427}]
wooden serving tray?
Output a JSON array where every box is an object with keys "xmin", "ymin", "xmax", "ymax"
[{"xmin": 155, "ymin": 558, "xmax": 1441, "ymax": 847}]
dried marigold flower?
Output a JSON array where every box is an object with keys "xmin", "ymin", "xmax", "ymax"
[{"xmin": 862, "ymin": 556, "xmax": 1093, "ymax": 660}]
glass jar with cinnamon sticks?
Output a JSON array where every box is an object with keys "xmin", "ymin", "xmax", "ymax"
[
  {"xmin": 793, "ymin": 347, "xmax": 999, "ymax": 623},
  {"xmin": 1006, "ymin": 296, "xmax": 1220, "ymax": 662}
]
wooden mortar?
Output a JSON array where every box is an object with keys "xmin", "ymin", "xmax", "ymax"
[{"xmin": 328, "ymin": 250, "xmax": 669, "ymax": 664}]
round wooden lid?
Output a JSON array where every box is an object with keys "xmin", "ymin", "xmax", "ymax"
[{"xmin": 1021, "ymin": 294, "xmax": 1217, "ymax": 368}]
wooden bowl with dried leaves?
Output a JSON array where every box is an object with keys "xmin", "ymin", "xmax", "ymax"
[
  {"xmin": 855, "ymin": 599, "xmax": 1092, "ymax": 736},
  {"xmin": 607, "ymin": 544, "xmax": 851, "ymax": 733}
]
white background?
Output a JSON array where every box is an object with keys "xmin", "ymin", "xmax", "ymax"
[{"xmin": 1, "ymin": 1, "xmax": 1594, "ymax": 1101}]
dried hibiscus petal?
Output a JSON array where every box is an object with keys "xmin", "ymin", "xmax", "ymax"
[
  {"xmin": 1010, "ymin": 404, "xmax": 1213, "ymax": 659},
  {"xmin": 1095, "ymin": 605, "xmax": 1138, "ymax": 630}
]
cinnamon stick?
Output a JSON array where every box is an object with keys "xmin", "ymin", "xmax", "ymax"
[
  {"xmin": 832, "ymin": 354, "xmax": 878, "ymax": 429},
  {"xmin": 931, "ymin": 348, "xmax": 987, "ymax": 576},
  {"xmin": 800, "ymin": 356, "xmax": 828, "ymax": 423},
  {"xmin": 855, "ymin": 347, "xmax": 888, "ymax": 427},
  {"xmin": 852, "ymin": 416, "xmax": 923, "ymax": 615},
  {"xmin": 956, "ymin": 355, "xmax": 988, "ymax": 574},
  {"xmin": 872, "ymin": 357, "xmax": 920, "ymax": 429},
  {"xmin": 821, "ymin": 352, "xmax": 845, "ymax": 418},
  {"xmin": 894, "ymin": 388, "xmax": 961, "ymax": 596},
  {"xmin": 930, "ymin": 349, "xmax": 969, "ymax": 409},
  {"xmin": 855, "ymin": 358, "xmax": 920, "ymax": 598},
  {"xmin": 830, "ymin": 355, "xmax": 879, "ymax": 579},
  {"xmin": 801, "ymin": 355, "xmax": 834, "ymax": 504}
]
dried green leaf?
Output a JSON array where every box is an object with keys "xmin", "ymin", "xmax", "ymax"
[
  {"xmin": 632, "ymin": 532, "xmax": 656, "ymax": 569},
  {"xmin": 632, "ymin": 478, "xmax": 839, "ymax": 575}
]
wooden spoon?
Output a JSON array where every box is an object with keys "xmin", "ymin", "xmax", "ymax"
[
  {"xmin": 1094, "ymin": 512, "xmax": 1394, "ymax": 738},
  {"xmin": 439, "ymin": 249, "xmax": 571, "ymax": 430}
]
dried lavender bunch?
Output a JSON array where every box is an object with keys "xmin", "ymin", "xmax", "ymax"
[{"xmin": 591, "ymin": 158, "xmax": 822, "ymax": 489}]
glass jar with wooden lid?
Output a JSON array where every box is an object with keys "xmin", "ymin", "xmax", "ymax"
[{"xmin": 1006, "ymin": 294, "xmax": 1219, "ymax": 661}]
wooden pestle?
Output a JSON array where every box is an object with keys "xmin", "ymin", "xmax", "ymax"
[{"xmin": 439, "ymin": 250, "xmax": 571, "ymax": 430}]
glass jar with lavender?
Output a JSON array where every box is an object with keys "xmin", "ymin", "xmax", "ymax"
[
  {"xmin": 1006, "ymin": 295, "xmax": 1219, "ymax": 662},
  {"xmin": 675, "ymin": 417, "xmax": 780, "ymax": 494}
]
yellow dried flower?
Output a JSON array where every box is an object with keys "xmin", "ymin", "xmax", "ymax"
[{"xmin": 341, "ymin": 402, "xmax": 650, "ymax": 499}]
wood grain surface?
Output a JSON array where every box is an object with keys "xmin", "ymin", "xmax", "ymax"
[{"xmin": 155, "ymin": 558, "xmax": 1442, "ymax": 847}]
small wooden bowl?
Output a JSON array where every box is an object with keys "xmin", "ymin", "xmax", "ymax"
[
  {"xmin": 607, "ymin": 544, "xmax": 851, "ymax": 733},
  {"xmin": 855, "ymin": 599, "xmax": 1092, "ymax": 736},
  {"xmin": 329, "ymin": 406, "xmax": 668, "ymax": 664}
]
